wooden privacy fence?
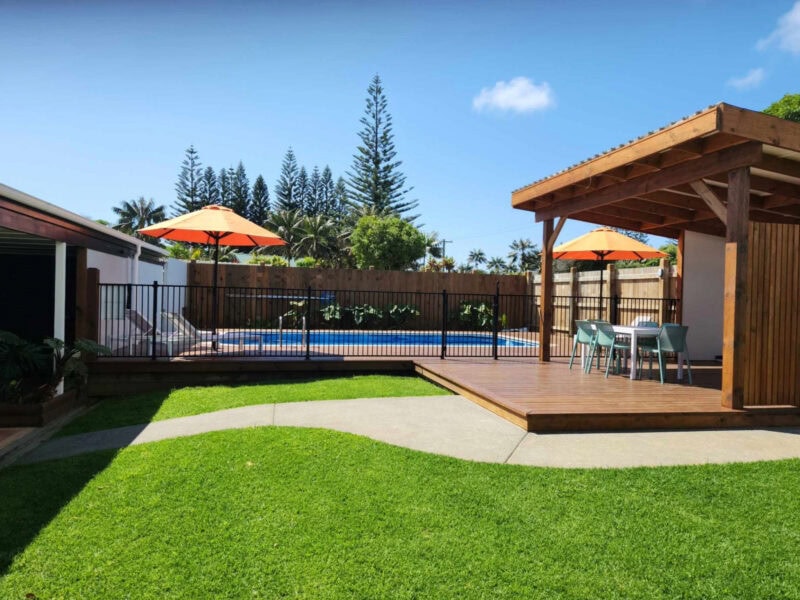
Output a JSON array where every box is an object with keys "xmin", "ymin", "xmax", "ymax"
[
  {"xmin": 187, "ymin": 263, "xmax": 529, "ymax": 295},
  {"xmin": 531, "ymin": 260, "xmax": 679, "ymax": 331}
]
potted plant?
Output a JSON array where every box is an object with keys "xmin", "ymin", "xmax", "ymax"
[{"xmin": 0, "ymin": 331, "xmax": 110, "ymax": 426}]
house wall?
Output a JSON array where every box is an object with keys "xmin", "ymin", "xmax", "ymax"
[{"xmin": 682, "ymin": 231, "xmax": 725, "ymax": 360}]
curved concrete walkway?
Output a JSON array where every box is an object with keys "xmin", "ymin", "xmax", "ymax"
[{"xmin": 17, "ymin": 395, "xmax": 800, "ymax": 468}]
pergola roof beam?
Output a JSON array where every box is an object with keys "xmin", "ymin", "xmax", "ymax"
[{"xmin": 534, "ymin": 142, "xmax": 763, "ymax": 222}]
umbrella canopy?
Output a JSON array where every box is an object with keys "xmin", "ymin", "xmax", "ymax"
[
  {"xmin": 553, "ymin": 227, "xmax": 668, "ymax": 321},
  {"xmin": 553, "ymin": 227, "xmax": 668, "ymax": 261},
  {"xmin": 138, "ymin": 204, "xmax": 285, "ymax": 247},
  {"xmin": 138, "ymin": 205, "xmax": 285, "ymax": 351}
]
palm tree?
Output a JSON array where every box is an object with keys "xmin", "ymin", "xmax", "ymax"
[
  {"xmin": 264, "ymin": 209, "xmax": 305, "ymax": 263},
  {"xmin": 507, "ymin": 238, "xmax": 534, "ymax": 272},
  {"xmin": 297, "ymin": 214, "xmax": 338, "ymax": 262},
  {"xmin": 112, "ymin": 197, "xmax": 166, "ymax": 240},
  {"xmin": 424, "ymin": 232, "xmax": 443, "ymax": 260},
  {"xmin": 486, "ymin": 256, "xmax": 508, "ymax": 274},
  {"xmin": 467, "ymin": 248, "xmax": 486, "ymax": 268}
]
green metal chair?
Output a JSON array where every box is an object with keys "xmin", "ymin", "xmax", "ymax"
[
  {"xmin": 569, "ymin": 320, "xmax": 597, "ymax": 371},
  {"xmin": 639, "ymin": 324, "xmax": 693, "ymax": 384},
  {"xmin": 632, "ymin": 320, "xmax": 659, "ymax": 379},
  {"xmin": 585, "ymin": 321, "xmax": 631, "ymax": 377}
]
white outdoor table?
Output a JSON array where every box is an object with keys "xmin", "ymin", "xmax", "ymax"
[
  {"xmin": 610, "ymin": 325, "xmax": 660, "ymax": 380},
  {"xmin": 582, "ymin": 324, "xmax": 685, "ymax": 381}
]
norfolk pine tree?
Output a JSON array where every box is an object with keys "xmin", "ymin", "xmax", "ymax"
[
  {"xmin": 230, "ymin": 161, "xmax": 251, "ymax": 216},
  {"xmin": 218, "ymin": 167, "xmax": 232, "ymax": 208},
  {"xmin": 250, "ymin": 175, "xmax": 270, "ymax": 225},
  {"xmin": 174, "ymin": 145, "xmax": 203, "ymax": 215},
  {"xmin": 296, "ymin": 166, "xmax": 310, "ymax": 214},
  {"xmin": 199, "ymin": 166, "xmax": 219, "ymax": 207},
  {"xmin": 274, "ymin": 148, "xmax": 301, "ymax": 212},
  {"xmin": 347, "ymin": 75, "xmax": 418, "ymax": 221}
]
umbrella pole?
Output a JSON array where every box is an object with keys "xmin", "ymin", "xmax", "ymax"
[
  {"xmin": 211, "ymin": 237, "xmax": 220, "ymax": 351},
  {"xmin": 598, "ymin": 259, "xmax": 604, "ymax": 321}
]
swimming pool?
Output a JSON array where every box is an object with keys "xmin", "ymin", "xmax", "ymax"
[{"xmin": 219, "ymin": 330, "xmax": 536, "ymax": 348}]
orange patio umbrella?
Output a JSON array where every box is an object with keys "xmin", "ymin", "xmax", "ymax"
[
  {"xmin": 553, "ymin": 227, "xmax": 668, "ymax": 319},
  {"xmin": 139, "ymin": 205, "xmax": 286, "ymax": 348}
]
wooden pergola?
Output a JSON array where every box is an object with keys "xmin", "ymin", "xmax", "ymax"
[{"xmin": 512, "ymin": 103, "xmax": 800, "ymax": 409}]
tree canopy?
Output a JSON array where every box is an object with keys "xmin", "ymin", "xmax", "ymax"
[
  {"xmin": 347, "ymin": 75, "xmax": 418, "ymax": 220},
  {"xmin": 764, "ymin": 94, "xmax": 800, "ymax": 122},
  {"xmin": 350, "ymin": 215, "xmax": 426, "ymax": 270}
]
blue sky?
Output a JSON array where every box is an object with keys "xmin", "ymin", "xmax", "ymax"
[{"xmin": 1, "ymin": 0, "xmax": 799, "ymax": 264}]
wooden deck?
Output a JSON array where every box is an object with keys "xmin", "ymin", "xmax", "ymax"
[
  {"xmin": 88, "ymin": 356, "xmax": 800, "ymax": 433},
  {"xmin": 415, "ymin": 357, "xmax": 800, "ymax": 432}
]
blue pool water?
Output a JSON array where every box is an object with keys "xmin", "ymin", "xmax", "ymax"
[{"xmin": 219, "ymin": 330, "xmax": 535, "ymax": 347}]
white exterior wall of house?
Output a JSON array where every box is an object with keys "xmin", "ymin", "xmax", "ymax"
[{"xmin": 681, "ymin": 231, "xmax": 725, "ymax": 360}]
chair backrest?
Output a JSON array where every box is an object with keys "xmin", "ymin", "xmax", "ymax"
[
  {"xmin": 162, "ymin": 312, "xmax": 199, "ymax": 337},
  {"xmin": 594, "ymin": 321, "xmax": 617, "ymax": 345},
  {"xmin": 631, "ymin": 315, "xmax": 656, "ymax": 326},
  {"xmin": 659, "ymin": 324, "xmax": 688, "ymax": 353},
  {"xmin": 575, "ymin": 320, "xmax": 595, "ymax": 343},
  {"xmin": 125, "ymin": 309, "xmax": 153, "ymax": 335}
]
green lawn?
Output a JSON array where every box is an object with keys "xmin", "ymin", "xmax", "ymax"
[
  {"xmin": 2, "ymin": 428, "xmax": 799, "ymax": 598},
  {"xmin": 58, "ymin": 374, "xmax": 450, "ymax": 437}
]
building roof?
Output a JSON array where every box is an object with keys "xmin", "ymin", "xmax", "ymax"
[
  {"xmin": 0, "ymin": 182, "xmax": 166, "ymax": 261},
  {"xmin": 511, "ymin": 103, "xmax": 800, "ymax": 238}
]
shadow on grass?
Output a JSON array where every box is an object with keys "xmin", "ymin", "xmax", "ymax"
[
  {"xmin": 56, "ymin": 389, "xmax": 172, "ymax": 438},
  {"xmin": 0, "ymin": 449, "xmax": 118, "ymax": 575},
  {"xmin": 0, "ymin": 390, "xmax": 175, "ymax": 575}
]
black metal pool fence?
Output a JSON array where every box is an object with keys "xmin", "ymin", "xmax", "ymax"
[{"xmin": 97, "ymin": 282, "xmax": 679, "ymax": 360}]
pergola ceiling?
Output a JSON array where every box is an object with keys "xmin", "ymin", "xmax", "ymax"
[
  {"xmin": 511, "ymin": 103, "xmax": 800, "ymax": 238},
  {"xmin": 0, "ymin": 227, "xmax": 56, "ymax": 255}
]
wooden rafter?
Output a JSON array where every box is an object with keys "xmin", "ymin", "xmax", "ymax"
[
  {"xmin": 689, "ymin": 181, "xmax": 728, "ymax": 225},
  {"xmin": 534, "ymin": 142, "xmax": 763, "ymax": 222}
]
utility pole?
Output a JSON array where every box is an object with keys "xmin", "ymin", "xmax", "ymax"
[{"xmin": 440, "ymin": 239, "xmax": 453, "ymax": 258}]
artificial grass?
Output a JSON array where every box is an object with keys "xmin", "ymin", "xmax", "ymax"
[
  {"xmin": 2, "ymin": 428, "xmax": 800, "ymax": 598},
  {"xmin": 57, "ymin": 374, "xmax": 450, "ymax": 437}
]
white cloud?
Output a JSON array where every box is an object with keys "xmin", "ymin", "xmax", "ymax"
[
  {"xmin": 757, "ymin": 1, "xmax": 800, "ymax": 54},
  {"xmin": 472, "ymin": 77, "xmax": 555, "ymax": 113},
  {"xmin": 727, "ymin": 67, "xmax": 766, "ymax": 90}
]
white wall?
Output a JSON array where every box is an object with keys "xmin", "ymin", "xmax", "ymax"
[
  {"xmin": 87, "ymin": 250, "xmax": 132, "ymax": 284},
  {"xmin": 139, "ymin": 260, "xmax": 164, "ymax": 285},
  {"xmin": 164, "ymin": 258, "xmax": 188, "ymax": 286},
  {"xmin": 682, "ymin": 231, "xmax": 725, "ymax": 360}
]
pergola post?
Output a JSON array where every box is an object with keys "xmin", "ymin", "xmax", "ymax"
[
  {"xmin": 539, "ymin": 219, "xmax": 554, "ymax": 362},
  {"xmin": 721, "ymin": 166, "xmax": 750, "ymax": 409}
]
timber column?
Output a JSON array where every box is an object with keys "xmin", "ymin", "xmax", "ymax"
[
  {"xmin": 721, "ymin": 167, "xmax": 750, "ymax": 409},
  {"xmin": 539, "ymin": 219, "xmax": 554, "ymax": 361}
]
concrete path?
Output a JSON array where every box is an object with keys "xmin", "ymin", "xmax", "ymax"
[{"xmin": 16, "ymin": 395, "xmax": 800, "ymax": 468}]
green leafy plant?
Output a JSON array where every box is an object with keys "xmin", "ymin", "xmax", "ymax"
[
  {"xmin": 347, "ymin": 304, "xmax": 383, "ymax": 328},
  {"xmin": 0, "ymin": 331, "xmax": 51, "ymax": 403},
  {"xmin": 294, "ymin": 256, "xmax": 319, "ymax": 268},
  {"xmin": 0, "ymin": 332, "xmax": 110, "ymax": 403},
  {"xmin": 43, "ymin": 337, "xmax": 112, "ymax": 399},
  {"xmin": 247, "ymin": 254, "xmax": 290, "ymax": 267},
  {"xmin": 458, "ymin": 301, "xmax": 495, "ymax": 331},
  {"xmin": 282, "ymin": 300, "xmax": 307, "ymax": 329},
  {"xmin": 320, "ymin": 302, "xmax": 343, "ymax": 327},
  {"xmin": 386, "ymin": 304, "xmax": 420, "ymax": 328}
]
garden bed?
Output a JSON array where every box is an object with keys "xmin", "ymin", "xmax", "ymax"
[{"xmin": 0, "ymin": 389, "xmax": 81, "ymax": 427}]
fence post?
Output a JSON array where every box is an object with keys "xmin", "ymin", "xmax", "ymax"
[
  {"xmin": 440, "ymin": 289, "xmax": 448, "ymax": 359},
  {"xmin": 659, "ymin": 257, "xmax": 671, "ymax": 324},
  {"xmin": 151, "ymin": 280, "xmax": 159, "ymax": 360},
  {"xmin": 605, "ymin": 263, "xmax": 616, "ymax": 322},
  {"xmin": 611, "ymin": 294, "xmax": 620, "ymax": 325},
  {"xmin": 492, "ymin": 282, "xmax": 500, "ymax": 360},
  {"xmin": 569, "ymin": 267, "xmax": 578, "ymax": 334},
  {"xmin": 305, "ymin": 285, "xmax": 312, "ymax": 360}
]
